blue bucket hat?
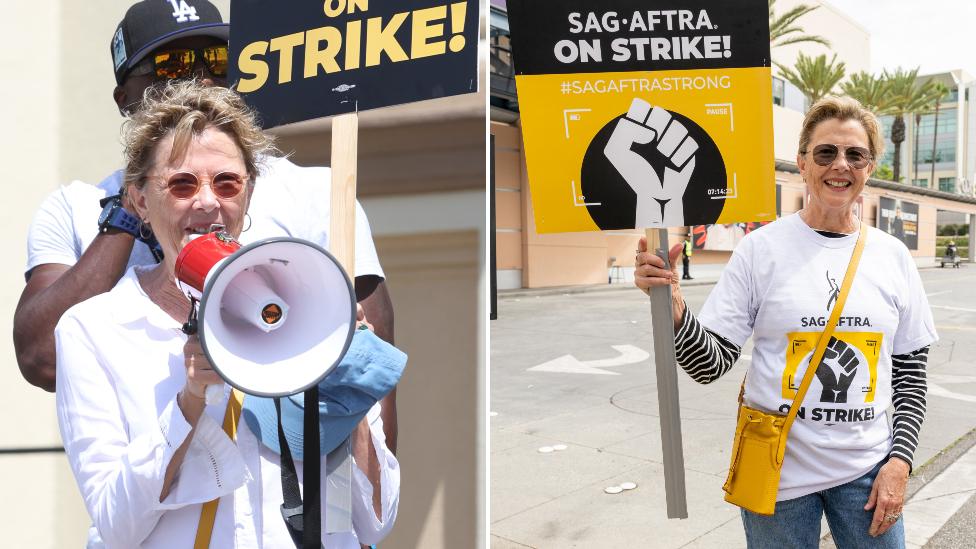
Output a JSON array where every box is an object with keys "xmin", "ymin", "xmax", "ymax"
[{"xmin": 241, "ymin": 330, "xmax": 406, "ymax": 459}]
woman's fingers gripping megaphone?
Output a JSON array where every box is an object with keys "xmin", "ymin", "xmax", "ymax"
[{"xmin": 182, "ymin": 334, "xmax": 224, "ymax": 408}]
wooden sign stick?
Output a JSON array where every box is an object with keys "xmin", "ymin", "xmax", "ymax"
[
  {"xmin": 324, "ymin": 112, "xmax": 359, "ymax": 534},
  {"xmin": 646, "ymin": 227, "xmax": 688, "ymax": 519},
  {"xmin": 330, "ymin": 113, "xmax": 359, "ymax": 275}
]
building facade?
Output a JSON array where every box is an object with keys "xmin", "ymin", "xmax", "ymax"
[{"xmin": 879, "ymin": 70, "xmax": 974, "ymax": 196}]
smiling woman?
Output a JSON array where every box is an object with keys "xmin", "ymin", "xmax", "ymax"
[
  {"xmin": 796, "ymin": 98, "xmax": 885, "ymax": 233},
  {"xmin": 634, "ymin": 96, "xmax": 937, "ymax": 548}
]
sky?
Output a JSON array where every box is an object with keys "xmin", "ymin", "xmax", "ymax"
[{"xmin": 825, "ymin": 0, "xmax": 976, "ymax": 78}]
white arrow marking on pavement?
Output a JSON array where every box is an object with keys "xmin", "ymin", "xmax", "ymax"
[
  {"xmin": 527, "ymin": 345, "xmax": 650, "ymax": 375},
  {"xmin": 930, "ymin": 374, "xmax": 976, "ymax": 384},
  {"xmin": 930, "ymin": 304, "xmax": 976, "ymax": 313},
  {"xmin": 927, "ymin": 382, "xmax": 976, "ymax": 403}
]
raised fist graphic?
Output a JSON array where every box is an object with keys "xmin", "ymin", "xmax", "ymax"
[
  {"xmin": 815, "ymin": 336, "xmax": 859, "ymax": 403},
  {"xmin": 603, "ymin": 98, "xmax": 699, "ymax": 227}
]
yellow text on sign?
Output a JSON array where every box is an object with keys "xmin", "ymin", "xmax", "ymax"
[{"xmin": 238, "ymin": 1, "xmax": 469, "ymax": 93}]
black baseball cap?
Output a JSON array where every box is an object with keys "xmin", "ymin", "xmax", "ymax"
[{"xmin": 110, "ymin": 0, "xmax": 229, "ymax": 85}]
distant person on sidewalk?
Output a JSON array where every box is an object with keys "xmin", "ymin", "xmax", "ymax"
[
  {"xmin": 682, "ymin": 238, "xmax": 693, "ymax": 280},
  {"xmin": 634, "ymin": 97, "xmax": 936, "ymax": 547},
  {"xmin": 946, "ymin": 240, "xmax": 958, "ymax": 259}
]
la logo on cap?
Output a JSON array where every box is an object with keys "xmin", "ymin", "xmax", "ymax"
[
  {"xmin": 167, "ymin": 0, "xmax": 200, "ymax": 23},
  {"xmin": 111, "ymin": 27, "xmax": 127, "ymax": 70}
]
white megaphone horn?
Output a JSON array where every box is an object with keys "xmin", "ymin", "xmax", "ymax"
[{"xmin": 175, "ymin": 228, "xmax": 356, "ymax": 403}]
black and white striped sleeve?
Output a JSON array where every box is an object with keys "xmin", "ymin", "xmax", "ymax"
[
  {"xmin": 890, "ymin": 346, "xmax": 928, "ymax": 469},
  {"xmin": 674, "ymin": 304, "xmax": 742, "ymax": 384}
]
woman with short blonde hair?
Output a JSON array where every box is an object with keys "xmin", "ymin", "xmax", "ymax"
[
  {"xmin": 56, "ymin": 80, "xmax": 402, "ymax": 548},
  {"xmin": 635, "ymin": 96, "xmax": 935, "ymax": 547}
]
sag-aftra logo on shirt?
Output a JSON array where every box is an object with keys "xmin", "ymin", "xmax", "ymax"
[{"xmin": 780, "ymin": 270, "xmax": 883, "ymax": 425}]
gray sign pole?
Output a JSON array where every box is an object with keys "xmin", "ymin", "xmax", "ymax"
[
  {"xmin": 646, "ymin": 227, "xmax": 688, "ymax": 519},
  {"xmin": 969, "ymin": 214, "xmax": 975, "ymax": 263}
]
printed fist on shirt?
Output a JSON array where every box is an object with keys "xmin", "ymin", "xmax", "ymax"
[
  {"xmin": 604, "ymin": 98, "xmax": 699, "ymax": 227},
  {"xmin": 816, "ymin": 336, "xmax": 859, "ymax": 403}
]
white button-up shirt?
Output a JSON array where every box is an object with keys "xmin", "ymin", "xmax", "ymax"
[{"xmin": 55, "ymin": 268, "xmax": 399, "ymax": 548}]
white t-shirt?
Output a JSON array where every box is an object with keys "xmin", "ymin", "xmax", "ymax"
[
  {"xmin": 26, "ymin": 156, "xmax": 384, "ymax": 279},
  {"xmin": 699, "ymin": 213, "xmax": 938, "ymax": 500},
  {"xmin": 55, "ymin": 268, "xmax": 399, "ymax": 548}
]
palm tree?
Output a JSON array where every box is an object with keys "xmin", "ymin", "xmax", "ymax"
[
  {"xmin": 776, "ymin": 53, "xmax": 846, "ymax": 106},
  {"xmin": 929, "ymin": 82, "xmax": 951, "ymax": 190},
  {"xmin": 841, "ymin": 71, "xmax": 898, "ymax": 179},
  {"xmin": 882, "ymin": 67, "xmax": 938, "ymax": 183},
  {"xmin": 840, "ymin": 71, "xmax": 893, "ymax": 113},
  {"xmin": 769, "ymin": 0, "xmax": 830, "ymax": 48},
  {"xmin": 914, "ymin": 112, "xmax": 922, "ymax": 185}
]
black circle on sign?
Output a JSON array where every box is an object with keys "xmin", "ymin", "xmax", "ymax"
[{"xmin": 580, "ymin": 110, "xmax": 727, "ymax": 230}]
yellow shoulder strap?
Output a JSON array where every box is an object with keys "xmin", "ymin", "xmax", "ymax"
[
  {"xmin": 778, "ymin": 222, "xmax": 867, "ymax": 462},
  {"xmin": 193, "ymin": 388, "xmax": 245, "ymax": 549}
]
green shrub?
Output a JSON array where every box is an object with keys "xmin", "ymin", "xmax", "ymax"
[
  {"xmin": 936, "ymin": 236, "xmax": 969, "ymax": 247},
  {"xmin": 937, "ymin": 224, "xmax": 970, "ymax": 236}
]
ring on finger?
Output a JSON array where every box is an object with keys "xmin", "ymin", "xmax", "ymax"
[{"xmin": 883, "ymin": 512, "xmax": 900, "ymax": 523}]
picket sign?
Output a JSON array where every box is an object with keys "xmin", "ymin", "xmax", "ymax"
[
  {"xmin": 325, "ymin": 113, "xmax": 361, "ymax": 533},
  {"xmin": 647, "ymin": 228, "xmax": 688, "ymax": 519}
]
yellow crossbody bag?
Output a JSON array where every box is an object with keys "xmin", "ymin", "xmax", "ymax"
[{"xmin": 722, "ymin": 222, "xmax": 866, "ymax": 515}]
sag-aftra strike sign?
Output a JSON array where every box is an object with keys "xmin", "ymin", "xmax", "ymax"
[
  {"xmin": 507, "ymin": 0, "xmax": 776, "ymax": 232},
  {"xmin": 229, "ymin": 0, "xmax": 479, "ymax": 128}
]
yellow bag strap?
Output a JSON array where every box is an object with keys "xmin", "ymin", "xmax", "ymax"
[
  {"xmin": 781, "ymin": 222, "xmax": 867, "ymax": 441},
  {"xmin": 193, "ymin": 388, "xmax": 245, "ymax": 549}
]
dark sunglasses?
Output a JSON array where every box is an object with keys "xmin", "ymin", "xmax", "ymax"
[
  {"xmin": 128, "ymin": 45, "xmax": 228, "ymax": 80},
  {"xmin": 802, "ymin": 144, "xmax": 873, "ymax": 169},
  {"xmin": 152, "ymin": 171, "xmax": 248, "ymax": 200}
]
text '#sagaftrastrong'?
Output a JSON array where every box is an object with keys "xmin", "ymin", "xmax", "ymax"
[{"xmin": 559, "ymin": 75, "xmax": 732, "ymax": 95}]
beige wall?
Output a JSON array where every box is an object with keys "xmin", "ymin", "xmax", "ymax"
[
  {"xmin": 772, "ymin": 0, "xmax": 871, "ymax": 75},
  {"xmin": 774, "ymin": 105, "xmax": 806, "ymax": 162},
  {"xmin": 370, "ymin": 230, "xmax": 482, "ymax": 548},
  {"xmin": 491, "ymin": 122, "xmax": 524, "ymax": 288},
  {"xmin": 3, "ymin": 1, "xmax": 485, "ymax": 548}
]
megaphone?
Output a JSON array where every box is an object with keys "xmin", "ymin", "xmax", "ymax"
[{"xmin": 175, "ymin": 228, "xmax": 356, "ymax": 400}]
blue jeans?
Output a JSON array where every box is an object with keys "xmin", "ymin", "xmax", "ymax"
[{"xmin": 741, "ymin": 460, "xmax": 905, "ymax": 548}]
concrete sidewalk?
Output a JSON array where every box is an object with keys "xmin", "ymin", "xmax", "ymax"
[
  {"xmin": 498, "ymin": 262, "xmax": 728, "ymax": 300},
  {"xmin": 491, "ymin": 266, "xmax": 976, "ymax": 548}
]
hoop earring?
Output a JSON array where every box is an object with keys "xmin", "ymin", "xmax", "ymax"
[
  {"xmin": 242, "ymin": 213, "xmax": 252, "ymax": 233},
  {"xmin": 139, "ymin": 219, "xmax": 153, "ymax": 240}
]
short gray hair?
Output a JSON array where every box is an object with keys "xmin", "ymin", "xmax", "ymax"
[{"xmin": 122, "ymin": 80, "xmax": 278, "ymax": 190}]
